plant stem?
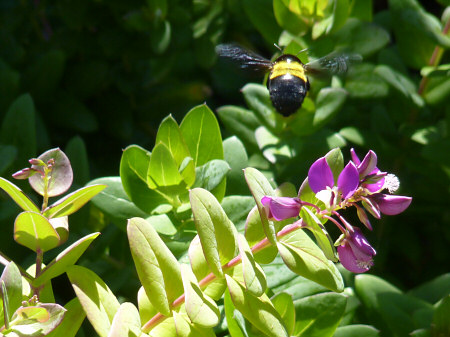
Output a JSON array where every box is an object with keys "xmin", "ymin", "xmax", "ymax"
[{"xmin": 141, "ymin": 220, "xmax": 305, "ymax": 333}]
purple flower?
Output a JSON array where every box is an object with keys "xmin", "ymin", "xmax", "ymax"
[
  {"xmin": 369, "ymin": 193, "xmax": 412, "ymax": 215},
  {"xmin": 261, "ymin": 196, "xmax": 302, "ymax": 221},
  {"xmin": 337, "ymin": 227, "xmax": 376, "ymax": 273},
  {"xmin": 308, "ymin": 157, "xmax": 359, "ymax": 202},
  {"xmin": 350, "ymin": 148, "xmax": 385, "ymax": 193}
]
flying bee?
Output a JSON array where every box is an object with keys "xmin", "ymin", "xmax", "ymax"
[{"xmin": 216, "ymin": 44, "xmax": 361, "ymax": 117}]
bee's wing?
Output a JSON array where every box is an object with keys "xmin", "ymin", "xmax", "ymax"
[
  {"xmin": 304, "ymin": 52, "xmax": 362, "ymax": 77},
  {"xmin": 216, "ymin": 44, "xmax": 273, "ymax": 72}
]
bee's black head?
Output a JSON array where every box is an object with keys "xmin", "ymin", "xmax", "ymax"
[{"xmin": 274, "ymin": 54, "xmax": 303, "ymax": 65}]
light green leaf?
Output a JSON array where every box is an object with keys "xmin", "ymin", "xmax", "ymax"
[
  {"xmin": 33, "ymin": 232, "xmax": 100, "ymax": 287},
  {"xmin": 46, "ymin": 298, "xmax": 86, "ymax": 337},
  {"xmin": 120, "ymin": 145, "xmax": 171, "ymax": 214},
  {"xmin": 155, "ymin": 115, "xmax": 195, "ymax": 187},
  {"xmin": 225, "ymin": 275, "xmax": 288, "ymax": 337},
  {"xmin": 237, "ymin": 234, "xmax": 266, "ymax": 297},
  {"xmin": 29, "ymin": 148, "xmax": 73, "ymax": 197},
  {"xmin": 67, "ymin": 265, "xmax": 120, "ymax": 337},
  {"xmin": 43, "ymin": 184, "xmax": 106, "ymax": 218},
  {"xmin": 244, "ymin": 206, "xmax": 278, "ymax": 264},
  {"xmin": 193, "ymin": 160, "xmax": 230, "ymax": 192},
  {"xmin": 0, "ymin": 178, "xmax": 40, "ymax": 213},
  {"xmin": 172, "ymin": 311, "xmax": 216, "ymax": 337},
  {"xmin": 272, "ymin": 293, "xmax": 295, "ymax": 336},
  {"xmin": 9, "ymin": 303, "xmax": 66, "ymax": 336},
  {"xmin": 243, "ymin": 167, "xmax": 277, "ymax": 245},
  {"xmin": 180, "ymin": 264, "xmax": 220, "ymax": 328},
  {"xmin": 188, "ymin": 235, "xmax": 227, "ymax": 301},
  {"xmin": 180, "ymin": 104, "xmax": 223, "ymax": 167},
  {"xmin": 127, "ymin": 217, "xmax": 183, "ymax": 316},
  {"xmin": 108, "ymin": 302, "xmax": 142, "ymax": 337},
  {"xmin": 301, "ymin": 207, "xmax": 337, "ymax": 261},
  {"xmin": 1, "ymin": 262, "xmax": 22, "ymax": 322},
  {"xmin": 14, "ymin": 211, "xmax": 60, "ymax": 252},
  {"xmin": 273, "ymin": 0, "xmax": 308, "ymax": 36},
  {"xmin": 313, "ymin": 88, "xmax": 347, "ymax": 128},
  {"xmin": 49, "ymin": 216, "xmax": 69, "ymax": 246},
  {"xmin": 137, "ymin": 286, "xmax": 158, "ymax": 327},
  {"xmin": 147, "ymin": 316, "xmax": 177, "ymax": 336},
  {"xmin": 327, "ymin": 0, "xmax": 350, "ymax": 34},
  {"xmin": 277, "ymin": 227, "xmax": 344, "ymax": 292},
  {"xmin": 189, "ymin": 188, "xmax": 237, "ymax": 277},
  {"xmin": 293, "ymin": 292, "xmax": 347, "ymax": 336},
  {"xmin": 325, "ymin": 147, "xmax": 344, "ymax": 184},
  {"xmin": 223, "ymin": 290, "xmax": 248, "ymax": 337},
  {"xmin": 148, "ymin": 143, "xmax": 184, "ymax": 189},
  {"xmin": 146, "ymin": 213, "xmax": 177, "ymax": 236}
]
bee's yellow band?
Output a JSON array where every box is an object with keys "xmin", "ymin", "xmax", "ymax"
[{"xmin": 270, "ymin": 61, "xmax": 307, "ymax": 82}]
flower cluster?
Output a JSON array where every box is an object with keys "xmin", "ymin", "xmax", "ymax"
[{"xmin": 261, "ymin": 149, "xmax": 412, "ymax": 273}]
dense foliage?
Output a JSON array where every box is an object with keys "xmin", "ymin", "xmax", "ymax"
[{"xmin": 0, "ymin": 0, "xmax": 449, "ymax": 336}]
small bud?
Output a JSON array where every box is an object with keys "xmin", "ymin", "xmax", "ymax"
[
  {"xmin": 12, "ymin": 168, "xmax": 37, "ymax": 180},
  {"xmin": 29, "ymin": 158, "xmax": 45, "ymax": 166}
]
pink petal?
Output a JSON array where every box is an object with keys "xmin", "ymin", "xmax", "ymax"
[
  {"xmin": 261, "ymin": 196, "xmax": 301, "ymax": 221},
  {"xmin": 350, "ymin": 148, "xmax": 361, "ymax": 165},
  {"xmin": 371, "ymin": 194, "xmax": 412, "ymax": 215},
  {"xmin": 338, "ymin": 244, "xmax": 371, "ymax": 273},
  {"xmin": 308, "ymin": 157, "xmax": 334, "ymax": 194},
  {"xmin": 358, "ymin": 150, "xmax": 378, "ymax": 178},
  {"xmin": 337, "ymin": 161, "xmax": 359, "ymax": 199}
]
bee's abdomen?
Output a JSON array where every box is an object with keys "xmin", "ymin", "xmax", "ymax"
[{"xmin": 268, "ymin": 74, "xmax": 309, "ymax": 117}]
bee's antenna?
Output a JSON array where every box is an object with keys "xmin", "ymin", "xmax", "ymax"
[{"xmin": 274, "ymin": 43, "xmax": 283, "ymax": 52}]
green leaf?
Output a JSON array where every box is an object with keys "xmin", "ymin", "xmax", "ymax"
[
  {"xmin": 67, "ymin": 265, "xmax": 120, "ymax": 337},
  {"xmin": 46, "ymin": 298, "xmax": 86, "ymax": 337},
  {"xmin": 127, "ymin": 217, "xmax": 183, "ymax": 316},
  {"xmin": 313, "ymin": 88, "xmax": 347, "ymax": 129},
  {"xmin": 33, "ymin": 232, "xmax": 100, "ymax": 287},
  {"xmin": 333, "ymin": 325, "xmax": 380, "ymax": 337},
  {"xmin": 273, "ymin": 0, "xmax": 308, "ymax": 35},
  {"xmin": 241, "ymin": 84, "xmax": 276, "ymax": 131},
  {"xmin": 293, "ymin": 292, "xmax": 347, "ymax": 336},
  {"xmin": 0, "ymin": 145, "xmax": 17, "ymax": 175},
  {"xmin": 172, "ymin": 311, "xmax": 216, "ymax": 337},
  {"xmin": 408, "ymin": 273, "xmax": 450, "ymax": 303},
  {"xmin": 137, "ymin": 286, "xmax": 157, "ymax": 326},
  {"xmin": 65, "ymin": 136, "xmax": 90, "ymax": 186},
  {"xmin": 9, "ymin": 303, "xmax": 66, "ymax": 336},
  {"xmin": 277, "ymin": 227, "xmax": 344, "ymax": 292},
  {"xmin": 389, "ymin": 0, "xmax": 450, "ymax": 68},
  {"xmin": 0, "ymin": 94, "xmax": 36, "ymax": 163},
  {"xmin": 225, "ymin": 275, "xmax": 288, "ymax": 337},
  {"xmin": 193, "ymin": 160, "xmax": 230, "ymax": 192},
  {"xmin": 325, "ymin": 147, "xmax": 344, "ymax": 184},
  {"xmin": 301, "ymin": 207, "xmax": 337, "ymax": 261},
  {"xmin": 146, "ymin": 213, "xmax": 177, "ymax": 236},
  {"xmin": 327, "ymin": 0, "xmax": 350, "ymax": 34},
  {"xmin": 223, "ymin": 136, "xmax": 249, "ymax": 196},
  {"xmin": 180, "ymin": 104, "xmax": 223, "ymax": 167},
  {"xmin": 242, "ymin": 0, "xmax": 282, "ymax": 43},
  {"xmin": 189, "ymin": 188, "xmax": 238, "ymax": 277},
  {"xmin": 120, "ymin": 145, "xmax": 171, "ymax": 214},
  {"xmin": 216, "ymin": 105, "xmax": 259, "ymax": 152},
  {"xmin": 345, "ymin": 63, "xmax": 389, "ymax": 99},
  {"xmin": 180, "ymin": 264, "xmax": 220, "ymax": 328},
  {"xmin": 424, "ymin": 78, "xmax": 450, "ymax": 105},
  {"xmin": 255, "ymin": 126, "xmax": 293, "ymax": 164},
  {"xmin": 237, "ymin": 234, "xmax": 266, "ymax": 297},
  {"xmin": 223, "ymin": 290, "xmax": 247, "ymax": 337},
  {"xmin": 29, "ymin": 148, "xmax": 73, "ymax": 197},
  {"xmin": 14, "ymin": 211, "xmax": 61, "ymax": 252},
  {"xmin": 1, "ymin": 262, "xmax": 22, "ymax": 322},
  {"xmin": 87, "ymin": 177, "xmax": 149, "ymax": 229},
  {"xmin": 244, "ymin": 167, "xmax": 277, "ymax": 245},
  {"xmin": 432, "ymin": 295, "xmax": 450, "ymax": 337},
  {"xmin": 43, "ymin": 184, "xmax": 106, "ymax": 218},
  {"xmin": 272, "ymin": 293, "xmax": 295, "ymax": 335},
  {"xmin": 108, "ymin": 302, "xmax": 142, "ymax": 337},
  {"xmin": 156, "ymin": 115, "xmax": 195, "ymax": 187},
  {"xmin": 375, "ymin": 65, "xmax": 424, "ymax": 107},
  {"xmin": 47, "ymin": 297, "xmax": 86, "ymax": 337},
  {"xmin": 0, "ymin": 177, "xmax": 40, "ymax": 212},
  {"xmin": 355, "ymin": 274, "xmax": 433, "ymax": 335},
  {"xmin": 221, "ymin": 195, "xmax": 255, "ymax": 232}
]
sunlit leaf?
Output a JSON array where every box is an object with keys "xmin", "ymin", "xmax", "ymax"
[{"xmin": 0, "ymin": 177, "xmax": 40, "ymax": 212}]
